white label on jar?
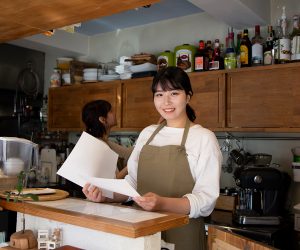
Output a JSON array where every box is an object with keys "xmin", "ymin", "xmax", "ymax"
[
  {"xmin": 279, "ymin": 38, "xmax": 291, "ymax": 61},
  {"xmin": 175, "ymin": 49, "xmax": 192, "ymax": 72},
  {"xmin": 252, "ymin": 43, "xmax": 263, "ymax": 64},
  {"xmin": 291, "ymin": 36, "xmax": 300, "ymax": 60},
  {"xmin": 263, "ymin": 51, "xmax": 273, "ymax": 65}
]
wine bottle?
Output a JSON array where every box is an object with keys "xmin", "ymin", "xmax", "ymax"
[
  {"xmin": 264, "ymin": 25, "xmax": 274, "ymax": 65},
  {"xmin": 251, "ymin": 25, "xmax": 263, "ymax": 66},
  {"xmin": 240, "ymin": 29, "xmax": 252, "ymax": 67}
]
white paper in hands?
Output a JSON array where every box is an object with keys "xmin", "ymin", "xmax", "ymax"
[
  {"xmin": 57, "ymin": 132, "xmax": 140, "ymax": 198},
  {"xmin": 57, "ymin": 132, "xmax": 118, "ymax": 187},
  {"xmin": 81, "ymin": 174, "xmax": 140, "ymax": 198}
]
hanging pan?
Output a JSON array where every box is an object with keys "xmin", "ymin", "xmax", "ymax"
[{"xmin": 16, "ymin": 61, "xmax": 39, "ymax": 97}]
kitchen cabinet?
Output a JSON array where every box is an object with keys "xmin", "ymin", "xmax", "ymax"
[
  {"xmin": 121, "ymin": 77, "xmax": 159, "ymax": 129},
  {"xmin": 48, "ymin": 81, "xmax": 121, "ymax": 131},
  {"xmin": 48, "ymin": 62, "xmax": 300, "ymax": 132},
  {"xmin": 189, "ymin": 71, "xmax": 226, "ymax": 130},
  {"xmin": 207, "ymin": 226, "xmax": 274, "ymax": 250},
  {"xmin": 121, "ymin": 72, "xmax": 226, "ymax": 130},
  {"xmin": 226, "ymin": 62, "xmax": 300, "ymax": 132}
]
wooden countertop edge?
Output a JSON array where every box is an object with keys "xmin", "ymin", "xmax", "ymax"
[{"xmin": 0, "ymin": 199, "xmax": 188, "ymax": 238}]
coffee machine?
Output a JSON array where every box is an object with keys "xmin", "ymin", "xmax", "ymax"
[{"xmin": 233, "ymin": 165, "xmax": 290, "ymax": 225}]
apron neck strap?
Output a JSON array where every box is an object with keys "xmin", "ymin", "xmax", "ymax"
[
  {"xmin": 145, "ymin": 120, "xmax": 167, "ymax": 145},
  {"xmin": 145, "ymin": 119, "xmax": 191, "ymax": 146},
  {"xmin": 181, "ymin": 119, "xmax": 190, "ymax": 146}
]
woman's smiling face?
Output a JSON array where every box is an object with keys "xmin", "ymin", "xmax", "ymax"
[{"xmin": 153, "ymin": 82, "xmax": 189, "ymax": 127}]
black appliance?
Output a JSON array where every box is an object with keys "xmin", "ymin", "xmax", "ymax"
[{"xmin": 233, "ymin": 166, "xmax": 290, "ymax": 225}]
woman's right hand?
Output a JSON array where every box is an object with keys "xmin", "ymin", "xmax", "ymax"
[{"xmin": 82, "ymin": 183, "xmax": 106, "ymax": 202}]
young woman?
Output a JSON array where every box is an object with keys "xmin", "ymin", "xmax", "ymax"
[
  {"xmin": 83, "ymin": 67, "xmax": 222, "ymax": 250},
  {"xmin": 82, "ymin": 100, "xmax": 132, "ymax": 178}
]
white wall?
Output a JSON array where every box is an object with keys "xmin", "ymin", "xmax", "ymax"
[
  {"xmin": 271, "ymin": 0, "xmax": 300, "ymax": 25},
  {"xmin": 89, "ymin": 12, "xmax": 229, "ymax": 63}
]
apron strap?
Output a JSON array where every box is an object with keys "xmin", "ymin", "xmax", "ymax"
[
  {"xmin": 180, "ymin": 119, "xmax": 190, "ymax": 147},
  {"xmin": 145, "ymin": 120, "xmax": 167, "ymax": 145},
  {"xmin": 145, "ymin": 119, "xmax": 191, "ymax": 146}
]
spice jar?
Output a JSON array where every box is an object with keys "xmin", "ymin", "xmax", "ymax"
[{"xmin": 50, "ymin": 68, "xmax": 61, "ymax": 88}]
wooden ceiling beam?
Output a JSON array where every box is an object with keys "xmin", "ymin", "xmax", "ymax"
[{"xmin": 0, "ymin": 0, "xmax": 160, "ymax": 43}]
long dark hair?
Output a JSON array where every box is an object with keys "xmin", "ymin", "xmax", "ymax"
[
  {"xmin": 82, "ymin": 100, "xmax": 112, "ymax": 138},
  {"xmin": 152, "ymin": 66, "xmax": 196, "ymax": 122}
]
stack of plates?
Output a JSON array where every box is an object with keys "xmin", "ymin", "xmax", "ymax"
[
  {"xmin": 98, "ymin": 74, "xmax": 120, "ymax": 82},
  {"xmin": 83, "ymin": 68, "xmax": 98, "ymax": 82},
  {"xmin": 129, "ymin": 63, "xmax": 157, "ymax": 73}
]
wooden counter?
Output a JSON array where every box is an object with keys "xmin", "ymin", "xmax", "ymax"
[{"xmin": 0, "ymin": 198, "xmax": 188, "ymax": 238}]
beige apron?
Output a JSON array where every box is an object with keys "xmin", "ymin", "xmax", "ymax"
[{"xmin": 137, "ymin": 120, "xmax": 206, "ymax": 250}]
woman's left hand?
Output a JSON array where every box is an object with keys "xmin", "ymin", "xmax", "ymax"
[{"xmin": 133, "ymin": 192, "xmax": 162, "ymax": 211}]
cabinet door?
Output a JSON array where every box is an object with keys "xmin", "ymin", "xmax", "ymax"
[
  {"xmin": 48, "ymin": 85, "xmax": 84, "ymax": 131},
  {"xmin": 82, "ymin": 82, "xmax": 122, "ymax": 129},
  {"xmin": 227, "ymin": 65, "xmax": 300, "ymax": 129},
  {"xmin": 122, "ymin": 78, "xmax": 159, "ymax": 129},
  {"xmin": 189, "ymin": 72, "xmax": 225, "ymax": 130},
  {"xmin": 48, "ymin": 82, "xmax": 121, "ymax": 131}
]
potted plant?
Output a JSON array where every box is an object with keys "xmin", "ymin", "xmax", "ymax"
[{"xmin": 5, "ymin": 170, "xmax": 39, "ymax": 249}]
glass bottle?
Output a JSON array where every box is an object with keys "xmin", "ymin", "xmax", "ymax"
[
  {"xmin": 236, "ymin": 32, "xmax": 242, "ymax": 68},
  {"xmin": 240, "ymin": 29, "xmax": 252, "ymax": 67},
  {"xmin": 194, "ymin": 40, "xmax": 206, "ymax": 71},
  {"xmin": 50, "ymin": 68, "xmax": 61, "ymax": 88},
  {"xmin": 291, "ymin": 15, "xmax": 300, "ymax": 61},
  {"xmin": 224, "ymin": 31, "xmax": 237, "ymax": 69},
  {"xmin": 264, "ymin": 25, "xmax": 274, "ymax": 65},
  {"xmin": 204, "ymin": 40, "xmax": 213, "ymax": 71},
  {"xmin": 251, "ymin": 25, "xmax": 263, "ymax": 66},
  {"xmin": 210, "ymin": 39, "xmax": 224, "ymax": 70},
  {"xmin": 273, "ymin": 19, "xmax": 282, "ymax": 64},
  {"xmin": 278, "ymin": 6, "xmax": 291, "ymax": 63}
]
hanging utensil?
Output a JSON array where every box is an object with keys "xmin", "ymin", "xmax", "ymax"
[{"xmin": 17, "ymin": 61, "xmax": 40, "ymax": 97}]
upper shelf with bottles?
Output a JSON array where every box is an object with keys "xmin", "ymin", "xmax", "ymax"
[{"xmin": 193, "ymin": 6, "xmax": 300, "ymax": 74}]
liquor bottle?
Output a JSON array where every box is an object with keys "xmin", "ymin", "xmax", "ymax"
[
  {"xmin": 278, "ymin": 6, "xmax": 291, "ymax": 63},
  {"xmin": 194, "ymin": 40, "xmax": 206, "ymax": 71},
  {"xmin": 204, "ymin": 40, "xmax": 213, "ymax": 71},
  {"xmin": 263, "ymin": 25, "xmax": 274, "ymax": 65},
  {"xmin": 210, "ymin": 39, "xmax": 224, "ymax": 70},
  {"xmin": 291, "ymin": 15, "xmax": 300, "ymax": 61},
  {"xmin": 273, "ymin": 19, "xmax": 282, "ymax": 64},
  {"xmin": 251, "ymin": 25, "xmax": 263, "ymax": 66},
  {"xmin": 224, "ymin": 30, "xmax": 237, "ymax": 69},
  {"xmin": 240, "ymin": 29, "xmax": 252, "ymax": 67},
  {"xmin": 236, "ymin": 32, "xmax": 242, "ymax": 68}
]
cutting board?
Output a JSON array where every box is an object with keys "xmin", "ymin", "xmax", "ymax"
[
  {"xmin": 40, "ymin": 148, "xmax": 57, "ymax": 183},
  {"xmin": 0, "ymin": 188, "xmax": 69, "ymax": 201}
]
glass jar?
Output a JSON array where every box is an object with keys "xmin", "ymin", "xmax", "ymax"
[{"xmin": 50, "ymin": 68, "xmax": 61, "ymax": 88}]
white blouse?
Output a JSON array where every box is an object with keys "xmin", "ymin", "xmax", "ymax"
[{"xmin": 125, "ymin": 124, "xmax": 222, "ymax": 218}]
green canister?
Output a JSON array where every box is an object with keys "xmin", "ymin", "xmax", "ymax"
[
  {"xmin": 157, "ymin": 50, "xmax": 174, "ymax": 71},
  {"xmin": 174, "ymin": 44, "xmax": 196, "ymax": 72}
]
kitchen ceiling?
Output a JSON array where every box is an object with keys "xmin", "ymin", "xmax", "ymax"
[
  {"xmin": 0, "ymin": 0, "xmax": 161, "ymax": 43},
  {"xmin": 75, "ymin": 0, "xmax": 203, "ymax": 36}
]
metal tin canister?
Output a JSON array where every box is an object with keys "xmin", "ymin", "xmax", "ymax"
[
  {"xmin": 174, "ymin": 44, "xmax": 196, "ymax": 72},
  {"xmin": 157, "ymin": 50, "xmax": 174, "ymax": 71}
]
